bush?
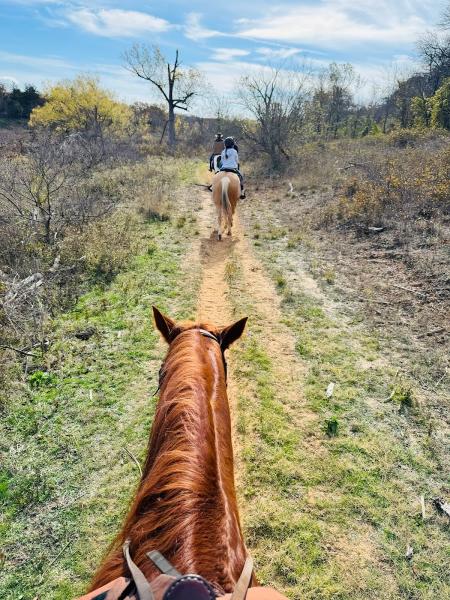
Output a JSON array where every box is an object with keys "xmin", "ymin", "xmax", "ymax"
[{"xmin": 320, "ymin": 134, "xmax": 450, "ymax": 228}]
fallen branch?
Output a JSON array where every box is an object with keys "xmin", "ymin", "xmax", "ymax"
[
  {"xmin": 0, "ymin": 344, "xmax": 39, "ymax": 358},
  {"xmin": 355, "ymin": 223, "xmax": 385, "ymax": 233},
  {"xmin": 420, "ymin": 495, "xmax": 426, "ymax": 520},
  {"xmin": 392, "ymin": 284, "xmax": 426, "ymax": 297},
  {"xmin": 123, "ymin": 446, "xmax": 143, "ymax": 477}
]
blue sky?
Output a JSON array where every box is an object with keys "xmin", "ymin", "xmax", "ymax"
[{"xmin": 0, "ymin": 0, "xmax": 444, "ymax": 111}]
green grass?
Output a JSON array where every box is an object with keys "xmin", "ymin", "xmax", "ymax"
[
  {"xmin": 2, "ymin": 156, "xmax": 448, "ymax": 599},
  {"xmin": 225, "ymin": 229, "xmax": 449, "ymax": 599},
  {"xmin": 0, "ymin": 212, "xmax": 200, "ymax": 599}
]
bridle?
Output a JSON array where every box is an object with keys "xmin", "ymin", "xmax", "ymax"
[
  {"xmin": 156, "ymin": 328, "xmax": 228, "ymax": 395},
  {"xmin": 197, "ymin": 328, "xmax": 228, "ymax": 380}
]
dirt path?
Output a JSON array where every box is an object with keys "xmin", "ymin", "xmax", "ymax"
[
  {"xmin": 192, "ymin": 191, "xmax": 325, "ymax": 496},
  {"xmin": 195, "ymin": 191, "xmax": 319, "ymax": 431}
]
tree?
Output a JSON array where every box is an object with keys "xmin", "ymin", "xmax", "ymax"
[
  {"xmin": 418, "ymin": 31, "xmax": 450, "ymax": 93},
  {"xmin": 238, "ymin": 67, "xmax": 307, "ymax": 170},
  {"xmin": 305, "ymin": 63, "xmax": 358, "ymax": 139},
  {"xmin": 439, "ymin": 1, "xmax": 450, "ymax": 29},
  {"xmin": 0, "ymin": 83, "xmax": 43, "ymax": 120},
  {"xmin": 411, "ymin": 95, "xmax": 431, "ymax": 128},
  {"xmin": 123, "ymin": 45, "xmax": 202, "ymax": 147},
  {"xmin": 430, "ymin": 77, "xmax": 450, "ymax": 129},
  {"xmin": 29, "ymin": 76, "xmax": 131, "ymax": 136},
  {"xmin": 0, "ymin": 130, "xmax": 122, "ymax": 246},
  {"xmin": 418, "ymin": 1, "xmax": 450, "ymax": 93}
]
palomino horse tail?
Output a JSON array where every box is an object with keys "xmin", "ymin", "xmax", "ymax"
[{"xmin": 221, "ymin": 177, "xmax": 233, "ymax": 230}]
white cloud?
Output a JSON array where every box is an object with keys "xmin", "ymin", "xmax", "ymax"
[
  {"xmin": 256, "ymin": 47, "xmax": 301, "ymax": 60},
  {"xmin": 0, "ymin": 50, "xmax": 155, "ymax": 103},
  {"xmin": 184, "ymin": 13, "xmax": 222, "ymax": 40},
  {"xmin": 66, "ymin": 8, "xmax": 172, "ymax": 38},
  {"xmin": 197, "ymin": 60, "xmax": 262, "ymax": 93},
  {"xmin": 0, "ymin": 50, "xmax": 72, "ymax": 70},
  {"xmin": 211, "ymin": 47, "xmax": 250, "ymax": 61},
  {"xmin": 236, "ymin": 0, "xmax": 433, "ymax": 48}
]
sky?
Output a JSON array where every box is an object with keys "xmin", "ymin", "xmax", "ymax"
[{"xmin": 0, "ymin": 0, "xmax": 445, "ymax": 112}]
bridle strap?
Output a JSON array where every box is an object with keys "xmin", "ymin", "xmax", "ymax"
[
  {"xmin": 147, "ymin": 550, "xmax": 181, "ymax": 578},
  {"xmin": 123, "ymin": 540, "xmax": 154, "ymax": 600},
  {"xmin": 198, "ymin": 328, "xmax": 221, "ymax": 344},
  {"xmin": 230, "ymin": 556, "xmax": 254, "ymax": 600}
]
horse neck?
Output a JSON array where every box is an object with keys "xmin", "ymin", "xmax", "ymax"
[{"xmin": 116, "ymin": 331, "xmax": 246, "ymax": 591}]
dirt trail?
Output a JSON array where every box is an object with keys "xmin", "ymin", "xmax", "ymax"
[{"xmin": 195, "ymin": 192, "xmax": 319, "ymax": 435}]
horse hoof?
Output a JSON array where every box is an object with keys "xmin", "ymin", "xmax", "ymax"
[
  {"xmin": 227, "ymin": 231, "xmax": 231, "ymax": 236},
  {"xmin": 218, "ymin": 233, "xmax": 222, "ymax": 241}
]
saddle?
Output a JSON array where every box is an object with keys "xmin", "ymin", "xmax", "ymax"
[{"xmin": 76, "ymin": 541, "xmax": 288, "ymax": 600}]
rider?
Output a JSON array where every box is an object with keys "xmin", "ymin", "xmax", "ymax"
[
  {"xmin": 209, "ymin": 132, "xmax": 225, "ymax": 172},
  {"xmin": 220, "ymin": 136, "xmax": 246, "ymax": 199}
]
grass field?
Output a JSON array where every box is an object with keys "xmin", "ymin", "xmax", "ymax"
[
  {"xmin": 0, "ymin": 163, "xmax": 202, "ymax": 599},
  {"xmin": 1, "ymin": 160, "xmax": 448, "ymax": 599}
]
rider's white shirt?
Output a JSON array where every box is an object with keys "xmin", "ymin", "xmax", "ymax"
[{"xmin": 220, "ymin": 148, "xmax": 239, "ymax": 169}]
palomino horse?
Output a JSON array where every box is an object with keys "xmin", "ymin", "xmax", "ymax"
[
  {"xmin": 82, "ymin": 307, "xmax": 257, "ymax": 598},
  {"xmin": 212, "ymin": 171, "xmax": 240, "ymax": 240}
]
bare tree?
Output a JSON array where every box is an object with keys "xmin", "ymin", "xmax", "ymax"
[
  {"xmin": 124, "ymin": 45, "xmax": 202, "ymax": 147},
  {"xmin": 0, "ymin": 131, "xmax": 121, "ymax": 246},
  {"xmin": 418, "ymin": 31, "xmax": 450, "ymax": 93},
  {"xmin": 238, "ymin": 67, "xmax": 308, "ymax": 170},
  {"xmin": 439, "ymin": 2, "xmax": 450, "ymax": 29}
]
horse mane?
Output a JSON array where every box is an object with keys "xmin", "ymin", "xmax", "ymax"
[{"xmin": 89, "ymin": 324, "xmax": 247, "ymax": 594}]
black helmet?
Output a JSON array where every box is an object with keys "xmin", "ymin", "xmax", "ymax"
[
  {"xmin": 215, "ymin": 132, "xmax": 223, "ymax": 139},
  {"xmin": 224, "ymin": 136, "xmax": 235, "ymax": 148}
]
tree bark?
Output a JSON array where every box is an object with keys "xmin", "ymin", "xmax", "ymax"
[{"xmin": 167, "ymin": 105, "xmax": 176, "ymax": 147}]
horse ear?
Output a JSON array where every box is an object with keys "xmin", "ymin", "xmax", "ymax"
[
  {"xmin": 153, "ymin": 306, "xmax": 176, "ymax": 344},
  {"xmin": 219, "ymin": 317, "xmax": 248, "ymax": 351}
]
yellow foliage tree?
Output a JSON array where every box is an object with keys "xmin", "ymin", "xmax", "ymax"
[{"xmin": 29, "ymin": 76, "xmax": 131, "ymax": 134}]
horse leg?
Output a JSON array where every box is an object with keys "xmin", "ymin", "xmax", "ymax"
[{"xmin": 217, "ymin": 212, "xmax": 222, "ymax": 241}]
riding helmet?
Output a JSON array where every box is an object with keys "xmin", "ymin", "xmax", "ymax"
[{"xmin": 224, "ymin": 136, "xmax": 235, "ymax": 148}]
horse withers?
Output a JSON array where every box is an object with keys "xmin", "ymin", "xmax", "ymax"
[{"xmin": 212, "ymin": 171, "xmax": 240, "ymax": 240}]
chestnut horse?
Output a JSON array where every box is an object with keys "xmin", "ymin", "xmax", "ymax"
[
  {"xmin": 212, "ymin": 171, "xmax": 240, "ymax": 240},
  {"xmin": 88, "ymin": 307, "xmax": 250, "ymax": 596}
]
